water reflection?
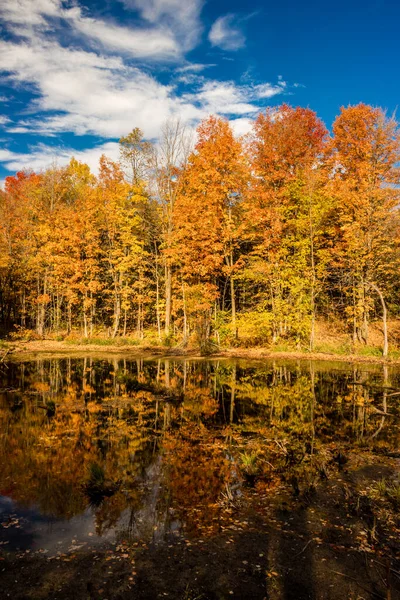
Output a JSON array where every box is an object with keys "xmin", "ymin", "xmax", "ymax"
[{"xmin": 0, "ymin": 357, "xmax": 399, "ymax": 555}]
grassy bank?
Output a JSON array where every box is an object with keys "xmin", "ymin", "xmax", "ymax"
[{"xmin": 1, "ymin": 319, "xmax": 399, "ymax": 364}]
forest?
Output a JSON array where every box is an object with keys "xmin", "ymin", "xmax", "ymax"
[{"xmin": 0, "ymin": 103, "xmax": 399, "ymax": 354}]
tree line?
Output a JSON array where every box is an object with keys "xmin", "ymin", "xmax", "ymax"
[{"xmin": 1, "ymin": 103, "xmax": 399, "ymax": 352}]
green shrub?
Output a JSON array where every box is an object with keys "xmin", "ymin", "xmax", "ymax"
[
  {"xmin": 314, "ymin": 341, "xmax": 352, "ymax": 355},
  {"xmin": 357, "ymin": 345, "xmax": 384, "ymax": 357}
]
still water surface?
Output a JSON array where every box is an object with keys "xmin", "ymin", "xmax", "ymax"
[{"xmin": 0, "ymin": 357, "xmax": 399, "ymax": 559}]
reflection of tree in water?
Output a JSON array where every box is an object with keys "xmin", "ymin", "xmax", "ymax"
[
  {"xmin": 0, "ymin": 357, "xmax": 399, "ymax": 542},
  {"xmin": 164, "ymin": 426, "xmax": 231, "ymax": 535},
  {"xmin": 0, "ymin": 359, "xmax": 163, "ymax": 529}
]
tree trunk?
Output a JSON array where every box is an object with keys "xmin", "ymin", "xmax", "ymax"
[
  {"xmin": 165, "ymin": 264, "xmax": 172, "ymax": 336},
  {"xmin": 309, "ymin": 200, "xmax": 316, "ymax": 352},
  {"xmin": 352, "ymin": 281, "xmax": 358, "ymax": 347},
  {"xmin": 21, "ymin": 289, "xmax": 26, "ymax": 328},
  {"xmin": 361, "ymin": 278, "xmax": 369, "ymax": 344},
  {"xmin": 68, "ymin": 302, "xmax": 72, "ymax": 334},
  {"xmin": 90, "ymin": 291, "xmax": 95, "ymax": 337},
  {"xmin": 155, "ymin": 244, "xmax": 161, "ymax": 341},
  {"xmin": 137, "ymin": 299, "xmax": 143, "ymax": 339},
  {"xmin": 37, "ymin": 274, "xmax": 47, "ymax": 336},
  {"xmin": 112, "ymin": 294, "xmax": 120, "ymax": 338},
  {"xmin": 83, "ymin": 311, "xmax": 88, "ymax": 338},
  {"xmin": 182, "ymin": 283, "xmax": 188, "ymax": 344},
  {"xmin": 369, "ymin": 283, "xmax": 388, "ymax": 357},
  {"xmin": 230, "ymin": 267, "xmax": 236, "ymax": 332},
  {"xmin": 123, "ymin": 308, "xmax": 127, "ymax": 337}
]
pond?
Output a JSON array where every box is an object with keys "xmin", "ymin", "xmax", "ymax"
[{"xmin": 0, "ymin": 356, "xmax": 399, "ymax": 600}]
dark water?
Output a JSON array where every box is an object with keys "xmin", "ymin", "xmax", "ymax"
[{"xmin": 0, "ymin": 356, "xmax": 399, "ymax": 558}]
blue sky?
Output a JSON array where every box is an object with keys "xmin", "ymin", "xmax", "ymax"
[{"xmin": 0, "ymin": 0, "xmax": 398, "ymax": 182}]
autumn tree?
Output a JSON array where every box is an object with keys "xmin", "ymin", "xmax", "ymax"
[
  {"xmin": 172, "ymin": 116, "xmax": 248, "ymax": 346},
  {"xmin": 243, "ymin": 104, "xmax": 329, "ymax": 347},
  {"xmin": 1, "ymin": 103, "xmax": 399, "ymax": 354},
  {"xmin": 330, "ymin": 104, "xmax": 400, "ymax": 354},
  {"xmin": 119, "ymin": 127, "xmax": 153, "ymax": 185},
  {"xmin": 0, "ymin": 172, "xmax": 41, "ymax": 331},
  {"xmin": 150, "ymin": 119, "xmax": 193, "ymax": 337},
  {"xmin": 63, "ymin": 159, "xmax": 101, "ymax": 337},
  {"xmin": 97, "ymin": 155, "xmax": 152, "ymax": 338}
]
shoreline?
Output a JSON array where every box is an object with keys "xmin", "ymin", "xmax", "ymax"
[{"xmin": 1, "ymin": 339, "xmax": 398, "ymax": 365}]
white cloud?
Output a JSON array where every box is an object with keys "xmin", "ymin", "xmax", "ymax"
[
  {"xmin": 0, "ymin": 150, "xmax": 18, "ymax": 162},
  {"xmin": 0, "ymin": 142, "xmax": 120, "ymax": 174},
  {"xmin": 0, "ymin": 0, "xmax": 293, "ymax": 173},
  {"xmin": 189, "ymin": 81, "xmax": 255, "ymax": 115},
  {"xmin": 230, "ymin": 117, "xmax": 253, "ymax": 137},
  {"xmin": 0, "ymin": 0, "xmax": 181, "ymax": 61},
  {"xmin": 0, "ymin": 29, "xmax": 287, "ymax": 140},
  {"xmin": 183, "ymin": 80, "xmax": 287, "ymax": 117},
  {"xmin": 254, "ymin": 82, "xmax": 287, "ymax": 99},
  {"xmin": 0, "ymin": 116, "xmax": 10, "ymax": 126},
  {"xmin": 176, "ymin": 63, "xmax": 216, "ymax": 73},
  {"xmin": 0, "ymin": 0, "xmax": 60, "ymax": 28},
  {"xmin": 6, "ymin": 127, "xmax": 32, "ymax": 134},
  {"xmin": 209, "ymin": 14, "xmax": 245, "ymax": 51},
  {"xmin": 121, "ymin": 0, "xmax": 204, "ymax": 51},
  {"xmin": 64, "ymin": 6, "xmax": 180, "ymax": 61},
  {"xmin": 0, "ymin": 38, "xmax": 180, "ymax": 138}
]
